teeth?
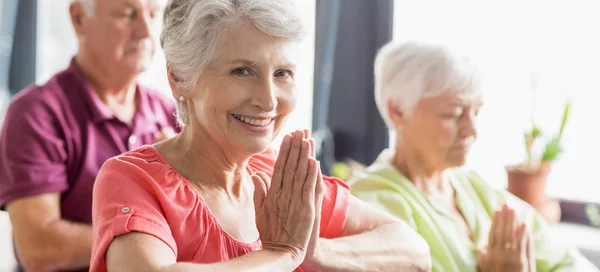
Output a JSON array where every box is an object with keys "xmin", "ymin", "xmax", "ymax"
[{"xmin": 233, "ymin": 114, "xmax": 272, "ymax": 126}]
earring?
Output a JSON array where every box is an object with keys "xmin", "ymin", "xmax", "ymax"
[{"xmin": 178, "ymin": 96, "xmax": 185, "ymax": 102}]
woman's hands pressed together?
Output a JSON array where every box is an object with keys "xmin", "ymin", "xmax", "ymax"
[
  {"xmin": 478, "ymin": 205, "xmax": 536, "ymax": 272},
  {"xmin": 252, "ymin": 130, "xmax": 324, "ymax": 266}
]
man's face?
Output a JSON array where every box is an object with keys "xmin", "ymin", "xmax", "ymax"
[{"xmin": 73, "ymin": 0, "xmax": 162, "ymax": 77}]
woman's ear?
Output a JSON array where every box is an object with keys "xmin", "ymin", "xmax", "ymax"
[
  {"xmin": 167, "ymin": 64, "xmax": 184, "ymax": 98},
  {"xmin": 387, "ymin": 100, "xmax": 404, "ymax": 128}
]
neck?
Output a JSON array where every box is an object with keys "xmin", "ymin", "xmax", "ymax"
[
  {"xmin": 391, "ymin": 139, "xmax": 450, "ymax": 194},
  {"xmin": 75, "ymin": 53, "xmax": 138, "ymax": 104},
  {"xmin": 168, "ymin": 125, "xmax": 251, "ymax": 198}
]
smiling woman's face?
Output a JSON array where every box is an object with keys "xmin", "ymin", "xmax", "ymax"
[{"xmin": 186, "ymin": 22, "xmax": 299, "ymax": 156}]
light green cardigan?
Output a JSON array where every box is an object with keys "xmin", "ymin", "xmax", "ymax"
[{"xmin": 348, "ymin": 149, "xmax": 598, "ymax": 272}]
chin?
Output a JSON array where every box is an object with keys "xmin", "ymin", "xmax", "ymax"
[
  {"xmin": 447, "ymin": 155, "xmax": 469, "ymax": 168},
  {"xmin": 135, "ymin": 59, "xmax": 152, "ymax": 73},
  {"xmin": 239, "ymin": 137, "xmax": 273, "ymax": 156},
  {"xmin": 123, "ymin": 55, "xmax": 152, "ymax": 74}
]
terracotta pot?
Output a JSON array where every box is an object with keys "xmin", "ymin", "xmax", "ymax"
[
  {"xmin": 506, "ymin": 163, "xmax": 551, "ymax": 206},
  {"xmin": 506, "ymin": 163, "xmax": 561, "ymax": 223}
]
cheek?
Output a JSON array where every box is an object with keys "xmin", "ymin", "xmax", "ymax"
[
  {"xmin": 203, "ymin": 96, "xmax": 241, "ymax": 119},
  {"xmin": 103, "ymin": 26, "xmax": 131, "ymax": 48},
  {"xmin": 277, "ymin": 88, "xmax": 298, "ymax": 115},
  {"xmin": 199, "ymin": 83, "xmax": 245, "ymax": 111},
  {"xmin": 436, "ymin": 120, "xmax": 460, "ymax": 145},
  {"xmin": 90, "ymin": 31, "xmax": 127, "ymax": 56}
]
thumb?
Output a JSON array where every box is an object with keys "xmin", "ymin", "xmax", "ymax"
[
  {"xmin": 311, "ymin": 162, "xmax": 324, "ymax": 236},
  {"xmin": 477, "ymin": 247, "xmax": 487, "ymax": 265},
  {"xmin": 526, "ymin": 228, "xmax": 535, "ymax": 271},
  {"xmin": 252, "ymin": 172, "xmax": 268, "ymax": 210}
]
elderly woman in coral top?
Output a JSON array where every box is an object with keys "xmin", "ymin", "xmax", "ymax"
[{"xmin": 89, "ymin": 0, "xmax": 431, "ymax": 271}]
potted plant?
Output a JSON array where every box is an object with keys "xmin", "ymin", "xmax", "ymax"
[
  {"xmin": 586, "ymin": 204, "xmax": 600, "ymax": 228},
  {"xmin": 505, "ymin": 100, "xmax": 571, "ymax": 223}
]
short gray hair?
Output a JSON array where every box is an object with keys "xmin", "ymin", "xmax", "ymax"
[
  {"xmin": 374, "ymin": 41, "xmax": 481, "ymax": 130},
  {"xmin": 161, "ymin": 0, "xmax": 306, "ymax": 125},
  {"xmin": 73, "ymin": 0, "xmax": 95, "ymax": 15}
]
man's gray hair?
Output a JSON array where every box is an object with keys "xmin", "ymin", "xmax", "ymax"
[
  {"xmin": 161, "ymin": 0, "xmax": 306, "ymax": 126},
  {"xmin": 374, "ymin": 41, "xmax": 482, "ymax": 131}
]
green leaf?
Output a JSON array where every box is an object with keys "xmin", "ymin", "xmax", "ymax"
[
  {"xmin": 525, "ymin": 125, "xmax": 542, "ymax": 164},
  {"xmin": 531, "ymin": 126, "xmax": 542, "ymax": 139},
  {"xmin": 558, "ymin": 100, "xmax": 571, "ymax": 140},
  {"xmin": 330, "ymin": 162, "xmax": 350, "ymax": 180},
  {"xmin": 541, "ymin": 136, "xmax": 563, "ymax": 162}
]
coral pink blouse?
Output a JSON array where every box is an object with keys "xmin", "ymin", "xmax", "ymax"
[{"xmin": 90, "ymin": 145, "xmax": 350, "ymax": 271}]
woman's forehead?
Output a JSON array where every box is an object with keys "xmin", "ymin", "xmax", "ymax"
[
  {"xmin": 211, "ymin": 26, "xmax": 300, "ymax": 67},
  {"xmin": 423, "ymin": 91, "xmax": 484, "ymax": 106}
]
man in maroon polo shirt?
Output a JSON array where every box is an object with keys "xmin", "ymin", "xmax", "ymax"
[{"xmin": 0, "ymin": 0, "xmax": 178, "ymax": 271}]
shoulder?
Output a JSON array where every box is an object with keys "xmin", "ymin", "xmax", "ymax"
[
  {"xmin": 348, "ymin": 170, "xmax": 416, "ymax": 228},
  {"xmin": 348, "ymin": 161, "xmax": 405, "ymax": 192},
  {"xmin": 348, "ymin": 149, "xmax": 404, "ymax": 189},
  {"xmin": 95, "ymin": 146, "xmax": 177, "ymax": 196},
  {"xmin": 8, "ymin": 78, "xmax": 67, "ymax": 118},
  {"xmin": 3, "ymin": 76, "xmax": 73, "ymax": 136},
  {"xmin": 347, "ymin": 157, "xmax": 419, "ymax": 226}
]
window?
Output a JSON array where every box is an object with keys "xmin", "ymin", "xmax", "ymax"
[
  {"xmin": 0, "ymin": 0, "xmax": 12, "ymax": 127},
  {"xmin": 393, "ymin": 0, "xmax": 600, "ymax": 204},
  {"xmin": 274, "ymin": 0, "xmax": 316, "ymax": 145},
  {"xmin": 36, "ymin": 0, "xmax": 315, "ymax": 144}
]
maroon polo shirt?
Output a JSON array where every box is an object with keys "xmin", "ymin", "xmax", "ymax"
[{"xmin": 0, "ymin": 58, "xmax": 179, "ymax": 271}]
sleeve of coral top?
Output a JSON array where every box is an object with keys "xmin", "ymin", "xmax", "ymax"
[
  {"xmin": 249, "ymin": 147, "xmax": 351, "ymax": 239},
  {"xmin": 90, "ymin": 156, "xmax": 177, "ymax": 272}
]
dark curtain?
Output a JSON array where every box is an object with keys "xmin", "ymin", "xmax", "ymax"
[
  {"xmin": 0, "ymin": 0, "xmax": 19, "ymax": 92},
  {"xmin": 8, "ymin": 0, "xmax": 37, "ymax": 96},
  {"xmin": 313, "ymin": 0, "xmax": 394, "ymax": 174},
  {"xmin": 0, "ymin": 0, "xmax": 37, "ymax": 98}
]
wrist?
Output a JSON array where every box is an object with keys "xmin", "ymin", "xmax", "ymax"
[
  {"xmin": 302, "ymin": 239, "xmax": 327, "ymax": 270},
  {"xmin": 262, "ymin": 243, "xmax": 306, "ymax": 268}
]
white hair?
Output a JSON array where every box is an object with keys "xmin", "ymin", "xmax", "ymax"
[
  {"xmin": 374, "ymin": 41, "xmax": 482, "ymax": 131},
  {"xmin": 73, "ymin": 0, "xmax": 95, "ymax": 14},
  {"xmin": 161, "ymin": 0, "xmax": 306, "ymax": 126}
]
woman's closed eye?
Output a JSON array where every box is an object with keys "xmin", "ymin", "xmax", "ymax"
[
  {"xmin": 232, "ymin": 67, "xmax": 253, "ymax": 77},
  {"xmin": 442, "ymin": 108, "xmax": 480, "ymax": 119},
  {"xmin": 442, "ymin": 110, "xmax": 463, "ymax": 119}
]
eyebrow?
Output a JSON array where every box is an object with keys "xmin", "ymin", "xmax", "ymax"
[
  {"xmin": 229, "ymin": 59, "xmax": 297, "ymax": 70},
  {"xmin": 447, "ymin": 100, "xmax": 484, "ymax": 108},
  {"xmin": 229, "ymin": 59, "xmax": 260, "ymax": 68}
]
